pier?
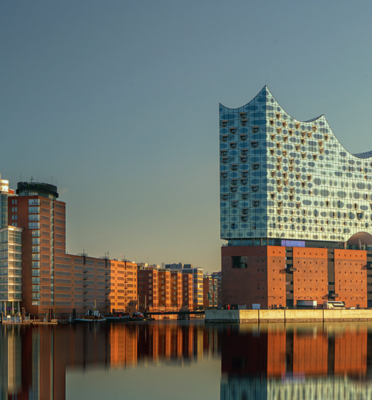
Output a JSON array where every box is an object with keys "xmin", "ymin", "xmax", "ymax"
[{"xmin": 205, "ymin": 309, "xmax": 372, "ymax": 323}]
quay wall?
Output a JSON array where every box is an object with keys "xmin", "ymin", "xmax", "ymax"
[{"xmin": 205, "ymin": 309, "xmax": 372, "ymax": 323}]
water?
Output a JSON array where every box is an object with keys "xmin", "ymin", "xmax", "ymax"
[{"xmin": 1, "ymin": 320, "xmax": 372, "ymax": 400}]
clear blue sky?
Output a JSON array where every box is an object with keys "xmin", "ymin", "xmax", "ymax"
[{"xmin": 1, "ymin": 1, "xmax": 372, "ymax": 272}]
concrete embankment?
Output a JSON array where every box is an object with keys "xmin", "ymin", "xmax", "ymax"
[{"xmin": 205, "ymin": 309, "xmax": 372, "ymax": 323}]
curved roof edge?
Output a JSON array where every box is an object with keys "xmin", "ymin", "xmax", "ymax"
[
  {"xmin": 220, "ymin": 85, "xmax": 324, "ymax": 125},
  {"xmin": 353, "ymin": 150, "xmax": 372, "ymax": 159},
  {"xmin": 220, "ymin": 86, "xmax": 372, "ymax": 160}
]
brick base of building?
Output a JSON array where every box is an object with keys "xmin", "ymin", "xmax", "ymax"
[{"xmin": 222, "ymin": 246, "xmax": 368, "ymax": 309}]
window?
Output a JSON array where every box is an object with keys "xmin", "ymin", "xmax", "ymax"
[
  {"xmin": 29, "ymin": 223, "xmax": 40, "ymax": 229},
  {"xmin": 29, "ymin": 199, "xmax": 40, "ymax": 206},
  {"xmin": 232, "ymin": 256, "xmax": 248, "ymax": 269}
]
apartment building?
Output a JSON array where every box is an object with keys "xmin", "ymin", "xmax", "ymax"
[
  {"xmin": 137, "ymin": 268, "xmax": 158, "ymax": 311},
  {"xmin": 203, "ymin": 276, "xmax": 218, "ymax": 309},
  {"xmin": 1, "ymin": 178, "xmax": 138, "ymax": 317},
  {"xmin": 0, "ymin": 175, "xmax": 22, "ymax": 315},
  {"xmin": 137, "ymin": 267, "xmax": 193, "ymax": 313},
  {"xmin": 158, "ymin": 270, "xmax": 171, "ymax": 309},
  {"xmin": 182, "ymin": 273, "xmax": 193, "ymax": 310},
  {"xmin": 170, "ymin": 271, "xmax": 182, "ymax": 309},
  {"xmin": 183, "ymin": 265, "xmax": 203, "ymax": 309},
  {"xmin": 0, "ymin": 226, "xmax": 23, "ymax": 315},
  {"xmin": 107, "ymin": 260, "xmax": 137, "ymax": 313},
  {"xmin": 211, "ymin": 271, "xmax": 222, "ymax": 307}
]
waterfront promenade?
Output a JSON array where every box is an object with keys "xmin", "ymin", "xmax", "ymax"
[{"xmin": 205, "ymin": 309, "xmax": 372, "ymax": 323}]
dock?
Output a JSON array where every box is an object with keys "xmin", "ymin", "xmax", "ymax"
[{"xmin": 205, "ymin": 309, "xmax": 372, "ymax": 323}]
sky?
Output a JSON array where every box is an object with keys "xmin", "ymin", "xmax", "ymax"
[{"xmin": 1, "ymin": 1, "xmax": 372, "ymax": 272}]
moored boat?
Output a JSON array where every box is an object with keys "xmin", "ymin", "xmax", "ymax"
[
  {"xmin": 105, "ymin": 312, "xmax": 131, "ymax": 322},
  {"xmin": 75, "ymin": 310, "xmax": 106, "ymax": 322},
  {"xmin": 130, "ymin": 312, "xmax": 144, "ymax": 321}
]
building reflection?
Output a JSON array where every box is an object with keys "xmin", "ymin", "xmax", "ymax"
[
  {"xmin": 0, "ymin": 322, "xmax": 219, "ymax": 399},
  {"xmin": 1, "ymin": 321, "xmax": 372, "ymax": 400},
  {"xmin": 220, "ymin": 323, "xmax": 372, "ymax": 400}
]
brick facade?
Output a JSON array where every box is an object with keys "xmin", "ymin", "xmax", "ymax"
[
  {"xmin": 137, "ymin": 268, "xmax": 193, "ymax": 314},
  {"xmin": 292, "ymin": 248, "xmax": 328, "ymax": 305},
  {"xmin": 334, "ymin": 250, "xmax": 367, "ymax": 308},
  {"xmin": 222, "ymin": 245, "xmax": 369, "ymax": 309}
]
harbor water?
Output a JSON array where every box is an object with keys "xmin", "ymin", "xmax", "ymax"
[{"xmin": 0, "ymin": 320, "xmax": 372, "ymax": 399}]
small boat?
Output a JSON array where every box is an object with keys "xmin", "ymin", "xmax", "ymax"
[
  {"xmin": 105, "ymin": 312, "xmax": 131, "ymax": 322},
  {"xmin": 130, "ymin": 312, "xmax": 145, "ymax": 321},
  {"xmin": 75, "ymin": 310, "xmax": 106, "ymax": 322}
]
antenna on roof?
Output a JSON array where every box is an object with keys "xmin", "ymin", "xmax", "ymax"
[{"xmin": 51, "ymin": 177, "xmax": 53, "ymax": 185}]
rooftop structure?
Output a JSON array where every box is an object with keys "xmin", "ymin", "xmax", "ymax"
[{"xmin": 16, "ymin": 181, "xmax": 58, "ymax": 200}]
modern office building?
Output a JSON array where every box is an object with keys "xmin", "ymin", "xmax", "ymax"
[
  {"xmin": 0, "ymin": 175, "xmax": 23, "ymax": 314},
  {"xmin": 1, "ymin": 178, "xmax": 137, "ymax": 317},
  {"xmin": 0, "ymin": 175, "xmax": 15, "ymax": 229},
  {"xmin": 0, "ymin": 226, "xmax": 23, "ymax": 314},
  {"xmin": 10, "ymin": 182, "xmax": 64, "ymax": 315},
  {"xmin": 220, "ymin": 87, "xmax": 372, "ymax": 308}
]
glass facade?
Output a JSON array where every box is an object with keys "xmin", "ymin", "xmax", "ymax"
[
  {"xmin": 220, "ymin": 86, "xmax": 372, "ymax": 244},
  {"xmin": 0, "ymin": 227, "xmax": 23, "ymax": 313},
  {"xmin": 0, "ymin": 194, "xmax": 8, "ymax": 229}
]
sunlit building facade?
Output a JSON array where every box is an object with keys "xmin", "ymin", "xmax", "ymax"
[{"xmin": 0, "ymin": 227, "xmax": 23, "ymax": 314}]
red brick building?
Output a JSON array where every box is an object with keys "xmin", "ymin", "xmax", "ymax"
[
  {"xmin": 137, "ymin": 268, "xmax": 193, "ymax": 314},
  {"xmin": 203, "ymin": 276, "xmax": 218, "ymax": 308},
  {"xmin": 222, "ymin": 245, "xmax": 369, "ymax": 309},
  {"xmin": 8, "ymin": 181, "xmax": 137, "ymax": 318}
]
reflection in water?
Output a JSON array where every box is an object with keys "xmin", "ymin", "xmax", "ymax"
[
  {"xmin": 0, "ymin": 322, "xmax": 218, "ymax": 399},
  {"xmin": 1, "ymin": 322, "xmax": 372, "ymax": 399},
  {"xmin": 221, "ymin": 323, "xmax": 372, "ymax": 399}
]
